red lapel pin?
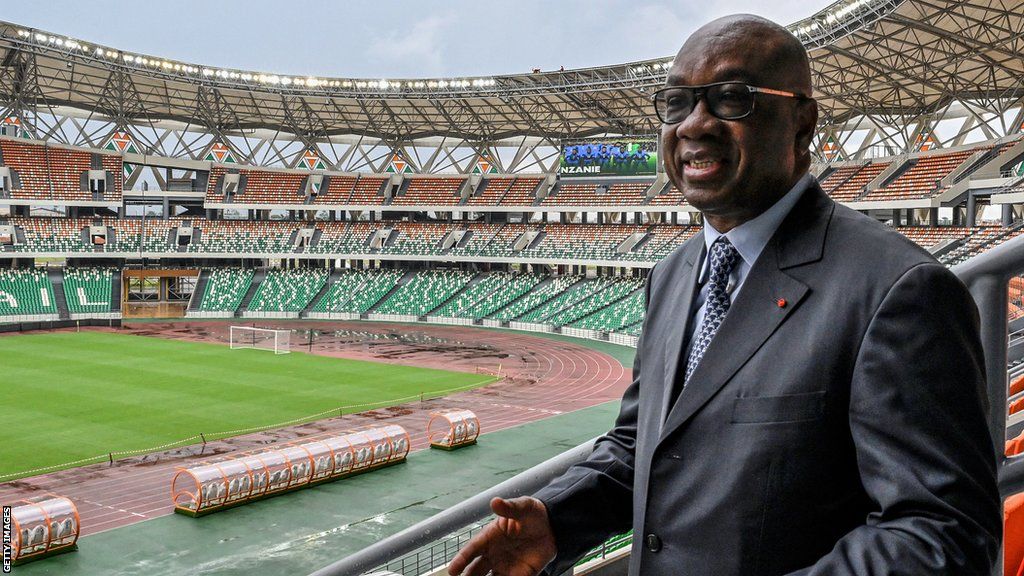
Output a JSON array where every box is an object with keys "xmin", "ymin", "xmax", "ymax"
[{"xmin": 776, "ymin": 298, "xmax": 787, "ymax": 308}]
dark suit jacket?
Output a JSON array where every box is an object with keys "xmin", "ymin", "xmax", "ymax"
[{"xmin": 534, "ymin": 182, "xmax": 1001, "ymax": 575}]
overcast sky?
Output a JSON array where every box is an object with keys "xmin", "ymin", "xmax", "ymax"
[{"xmin": 5, "ymin": 1, "xmax": 833, "ymax": 78}]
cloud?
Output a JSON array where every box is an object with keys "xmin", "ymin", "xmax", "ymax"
[{"xmin": 366, "ymin": 15, "xmax": 454, "ymax": 77}]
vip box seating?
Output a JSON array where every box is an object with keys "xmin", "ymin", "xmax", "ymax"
[
  {"xmin": 863, "ymin": 148, "xmax": 979, "ymax": 201},
  {"xmin": 63, "ymin": 267, "xmax": 114, "ymax": 314},
  {"xmin": 0, "ymin": 268, "xmax": 58, "ymax": 318},
  {"xmin": 0, "ymin": 139, "xmax": 122, "ymax": 203},
  {"xmin": 823, "ymin": 161, "xmax": 889, "ymax": 201},
  {"xmin": 571, "ymin": 284, "xmax": 646, "ymax": 331},
  {"xmin": 431, "ymin": 272, "xmax": 543, "ymax": 319},
  {"xmin": 196, "ymin": 268, "xmax": 254, "ymax": 313},
  {"xmin": 311, "ymin": 269, "xmax": 405, "ymax": 314},
  {"xmin": 543, "ymin": 181, "xmax": 652, "ymax": 206},
  {"xmin": 247, "ymin": 268, "xmax": 329, "ymax": 313},
  {"xmin": 374, "ymin": 269, "xmax": 476, "ymax": 316},
  {"xmin": 489, "ymin": 275, "xmax": 581, "ymax": 322},
  {"xmin": 392, "ymin": 177, "xmax": 464, "ymax": 206},
  {"xmin": 521, "ymin": 224, "xmax": 647, "ymax": 261}
]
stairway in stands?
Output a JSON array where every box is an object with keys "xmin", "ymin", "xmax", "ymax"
[
  {"xmin": 367, "ymin": 269, "xmax": 418, "ymax": 313},
  {"xmin": 188, "ymin": 269, "xmax": 211, "ymax": 311},
  {"xmin": 300, "ymin": 269, "xmax": 347, "ymax": 317},
  {"xmin": 46, "ymin": 268, "xmax": 71, "ymax": 320},
  {"xmin": 111, "ymin": 269, "xmax": 123, "ymax": 313},
  {"xmin": 233, "ymin": 269, "xmax": 267, "ymax": 317}
]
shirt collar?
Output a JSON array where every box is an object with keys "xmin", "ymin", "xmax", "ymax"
[{"xmin": 700, "ymin": 172, "xmax": 813, "ymax": 278}]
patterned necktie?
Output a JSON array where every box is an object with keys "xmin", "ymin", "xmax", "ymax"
[{"xmin": 683, "ymin": 236, "xmax": 739, "ymax": 386}]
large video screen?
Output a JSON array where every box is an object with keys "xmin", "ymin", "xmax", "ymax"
[{"xmin": 559, "ymin": 138, "xmax": 658, "ymax": 177}]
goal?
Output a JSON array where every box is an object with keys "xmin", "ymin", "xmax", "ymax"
[{"xmin": 230, "ymin": 326, "xmax": 291, "ymax": 354}]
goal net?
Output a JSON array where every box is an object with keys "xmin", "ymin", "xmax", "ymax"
[{"xmin": 230, "ymin": 326, "xmax": 291, "ymax": 354}]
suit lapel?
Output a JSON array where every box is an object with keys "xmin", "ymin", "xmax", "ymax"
[
  {"xmin": 659, "ymin": 238, "xmax": 705, "ymax": 426},
  {"xmin": 657, "ymin": 184, "xmax": 834, "ymax": 445}
]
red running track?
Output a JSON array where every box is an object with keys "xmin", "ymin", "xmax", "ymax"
[{"xmin": 0, "ymin": 321, "xmax": 632, "ymax": 536}]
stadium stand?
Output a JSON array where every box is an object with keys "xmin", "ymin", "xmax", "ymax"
[
  {"xmin": 497, "ymin": 177, "xmax": 543, "ymax": 206},
  {"xmin": 310, "ymin": 269, "xmax": 397, "ymax": 313},
  {"xmin": 468, "ymin": 177, "xmax": 514, "ymax": 206},
  {"xmin": 431, "ymin": 272, "xmax": 541, "ymax": 319},
  {"xmin": 647, "ymin": 184, "xmax": 684, "ymax": 206},
  {"xmin": 0, "ymin": 268, "xmax": 58, "ymax": 318},
  {"xmin": 517, "ymin": 277, "xmax": 615, "ymax": 323},
  {"xmin": 862, "ymin": 148, "xmax": 978, "ymax": 201},
  {"xmin": 544, "ymin": 277, "xmax": 643, "ymax": 326},
  {"xmin": 63, "ymin": 267, "xmax": 114, "ymax": 314},
  {"xmin": 0, "ymin": 140, "xmax": 121, "ymax": 202},
  {"xmin": 382, "ymin": 221, "xmax": 450, "ymax": 256},
  {"xmin": 571, "ymin": 285, "xmax": 645, "ymax": 331},
  {"xmin": 246, "ymin": 268, "xmax": 329, "ymax": 313},
  {"xmin": 825, "ymin": 161, "xmax": 888, "ymax": 201},
  {"xmin": 196, "ymin": 268, "xmax": 254, "ymax": 313},
  {"xmin": 374, "ymin": 269, "xmax": 476, "ymax": 316},
  {"xmin": 315, "ymin": 175, "xmax": 358, "ymax": 204},
  {"xmin": 521, "ymin": 224, "xmax": 646, "ymax": 261},
  {"xmin": 470, "ymin": 223, "xmax": 530, "ymax": 258},
  {"xmin": 188, "ymin": 220, "xmax": 294, "ymax": 254},
  {"xmin": 347, "ymin": 175, "xmax": 389, "ymax": 204},
  {"xmin": 543, "ymin": 181, "xmax": 652, "ymax": 206},
  {"xmin": 489, "ymin": 275, "xmax": 581, "ymax": 321},
  {"xmin": 392, "ymin": 177, "xmax": 464, "ymax": 206}
]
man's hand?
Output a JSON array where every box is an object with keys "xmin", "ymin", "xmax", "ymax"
[{"xmin": 448, "ymin": 496, "xmax": 557, "ymax": 576}]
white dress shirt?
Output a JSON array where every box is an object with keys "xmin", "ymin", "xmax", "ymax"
[{"xmin": 687, "ymin": 173, "xmax": 813, "ymax": 345}]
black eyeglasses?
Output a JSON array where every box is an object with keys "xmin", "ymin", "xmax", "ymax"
[{"xmin": 651, "ymin": 82, "xmax": 810, "ymax": 124}]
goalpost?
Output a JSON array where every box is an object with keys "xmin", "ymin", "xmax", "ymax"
[{"xmin": 230, "ymin": 326, "xmax": 291, "ymax": 354}]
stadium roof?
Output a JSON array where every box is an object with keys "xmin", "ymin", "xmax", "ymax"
[{"xmin": 0, "ymin": 0, "xmax": 1021, "ymax": 151}]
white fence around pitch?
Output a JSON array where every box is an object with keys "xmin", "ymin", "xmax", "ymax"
[
  {"xmin": 0, "ymin": 313, "xmax": 60, "ymax": 324},
  {"xmin": 305, "ymin": 311, "xmax": 361, "ymax": 321},
  {"xmin": 241, "ymin": 311, "xmax": 300, "ymax": 319},
  {"xmin": 366, "ymin": 313, "xmax": 419, "ymax": 323},
  {"xmin": 69, "ymin": 312, "xmax": 121, "ymax": 321},
  {"xmin": 561, "ymin": 326, "xmax": 598, "ymax": 340},
  {"xmin": 424, "ymin": 315, "xmax": 475, "ymax": 327},
  {"xmin": 481, "ymin": 319, "xmax": 502, "ymax": 328},
  {"xmin": 186, "ymin": 311, "xmax": 235, "ymax": 319},
  {"xmin": 509, "ymin": 321, "xmax": 554, "ymax": 333}
]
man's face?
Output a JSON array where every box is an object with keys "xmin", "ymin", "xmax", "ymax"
[{"xmin": 661, "ymin": 33, "xmax": 810, "ymax": 224}]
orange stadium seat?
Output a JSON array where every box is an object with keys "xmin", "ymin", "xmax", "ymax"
[{"xmin": 1006, "ymin": 492, "xmax": 1024, "ymax": 576}]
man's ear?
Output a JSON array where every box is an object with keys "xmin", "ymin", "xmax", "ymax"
[{"xmin": 794, "ymin": 99, "xmax": 819, "ymax": 158}]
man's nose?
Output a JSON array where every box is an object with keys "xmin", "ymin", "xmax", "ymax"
[{"xmin": 675, "ymin": 97, "xmax": 719, "ymax": 140}]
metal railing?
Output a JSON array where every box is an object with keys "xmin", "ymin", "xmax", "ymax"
[
  {"xmin": 309, "ymin": 441, "xmax": 596, "ymax": 576},
  {"xmin": 953, "ymin": 234, "xmax": 1024, "ymax": 499},
  {"xmin": 309, "ymin": 234, "xmax": 1024, "ymax": 576}
]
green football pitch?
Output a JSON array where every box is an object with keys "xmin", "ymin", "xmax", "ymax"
[{"xmin": 0, "ymin": 330, "xmax": 496, "ymax": 480}]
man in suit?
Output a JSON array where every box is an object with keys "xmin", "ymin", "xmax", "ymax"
[{"xmin": 449, "ymin": 14, "xmax": 1001, "ymax": 576}]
